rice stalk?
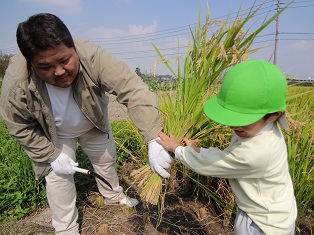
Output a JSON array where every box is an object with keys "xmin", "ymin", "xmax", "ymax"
[
  {"xmin": 286, "ymin": 86, "xmax": 314, "ymax": 222},
  {"xmin": 131, "ymin": 165, "xmax": 162, "ymax": 205}
]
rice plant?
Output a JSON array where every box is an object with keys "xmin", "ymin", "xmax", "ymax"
[
  {"xmin": 286, "ymin": 86, "xmax": 314, "ymax": 222},
  {"xmin": 131, "ymin": 2, "xmax": 293, "ymax": 222}
]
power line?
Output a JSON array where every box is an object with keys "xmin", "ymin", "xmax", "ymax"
[
  {"xmin": 0, "ymin": 0, "xmax": 278, "ymax": 52},
  {"xmin": 101, "ymin": 34, "xmax": 314, "ymax": 57},
  {"xmin": 89, "ymin": 0, "xmax": 312, "ymax": 43},
  {"xmin": 1, "ymin": 0, "xmax": 313, "ymax": 57},
  {"xmin": 119, "ymin": 37, "xmax": 314, "ymax": 60}
]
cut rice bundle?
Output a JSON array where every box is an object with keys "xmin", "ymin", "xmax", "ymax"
[{"xmin": 131, "ymin": 165, "xmax": 162, "ymax": 205}]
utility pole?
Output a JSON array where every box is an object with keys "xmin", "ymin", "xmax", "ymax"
[{"xmin": 274, "ymin": 0, "xmax": 281, "ymax": 65}]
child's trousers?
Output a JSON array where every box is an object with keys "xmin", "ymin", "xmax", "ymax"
[{"xmin": 234, "ymin": 209, "xmax": 295, "ymax": 235}]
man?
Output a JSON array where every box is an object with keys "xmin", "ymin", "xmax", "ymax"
[{"xmin": 0, "ymin": 13, "xmax": 173, "ymax": 234}]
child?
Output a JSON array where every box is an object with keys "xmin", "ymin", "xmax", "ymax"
[{"xmin": 157, "ymin": 60, "xmax": 297, "ymax": 235}]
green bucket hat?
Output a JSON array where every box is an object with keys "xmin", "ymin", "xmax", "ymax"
[{"xmin": 204, "ymin": 60, "xmax": 288, "ymax": 128}]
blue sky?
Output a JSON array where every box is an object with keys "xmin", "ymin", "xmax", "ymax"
[{"xmin": 0, "ymin": 0, "xmax": 313, "ymax": 78}]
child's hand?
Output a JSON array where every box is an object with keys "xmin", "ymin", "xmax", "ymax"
[
  {"xmin": 183, "ymin": 138, "xmax": 199, "ymax": 147},
  {"xmin": 183, "ymin": 138, "xmax": 201, "ymax": 153},
  {"xmin": 157, "ymin": 132, "xmax": 180, "ymax": 153}
]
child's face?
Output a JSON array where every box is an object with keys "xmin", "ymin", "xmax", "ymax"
[
  {"xmin": 230, "ymin": 117, "xmax": 271, "ymax": 138},
  {"xmin": 230, "ymin": 111, "xmax": 284, "ymax": 138}
]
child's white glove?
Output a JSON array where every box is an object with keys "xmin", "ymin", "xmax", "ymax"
[
  {"xmin": 148, "ymin": 137, "xmax": 174, "ymax": 178},
  {"xmin": 51, "ymin": 152, "xmax": 78, "ymax": 175}
]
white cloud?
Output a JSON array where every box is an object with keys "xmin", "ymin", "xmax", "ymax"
[
  {"xmin": 83, "ymin": 24, "xmax": 157, "ymax": 58},
  {"xmin": 290, "ymin": 40, "xmax": 314, "ymax": 50},
  {"xmin": 84, "ymin": 22, "xmax": 188, "ymax": 61},
  {"xmin": 280, "ymin": 41, "xmax": 314, "ymax": 77},
  {"xmin": 85, "ymin": 27, "xmax": 128, "ymax": 39},
  {"xmin": 113, "ymin": 0, "xmax": 131, "ymax": 4},
  {"xmin": 83, "ymin": 21, "xmax": 157, "ymax": 39},
  {"xmin": 18, "ymin": 0, "xmax": 83, "ymax": 13},
  {"xmin": 73, "ymin": 21, "xmax": 187, "ymax": 75},
  {"xmin": 129, "ymin": 21, "xmax": 157, "ymax": 35}
]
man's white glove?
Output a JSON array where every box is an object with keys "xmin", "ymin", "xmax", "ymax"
[
  {"xmin": 148, "ymin": 137, "xmax": 174, "ymax": 178},
  {"xmin": 51, "ymin": 152, "xmax": 78, "ymax": 175}
]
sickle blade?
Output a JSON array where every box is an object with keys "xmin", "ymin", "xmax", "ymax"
[{"xmin": 89, "ymin": 171, "xmax": 113, "ymax": 190}]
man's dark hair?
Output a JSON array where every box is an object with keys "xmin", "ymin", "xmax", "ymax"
[{"xmin": 16, "ymin": 13, "xmax": 75, "ymax": 63}]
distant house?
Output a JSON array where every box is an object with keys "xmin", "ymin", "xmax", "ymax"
[
  {"xmin": 288, "ymin": 78, "xmax": 314, "ymax": 86},
  {"xmin": 157, "ymin": 75, "xmax": 176, "ymax": 82}
]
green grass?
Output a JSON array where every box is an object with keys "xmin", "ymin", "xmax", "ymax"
[
  {"xmin": 0, "ymin": 119, "xmax": 46, "ymax": 221},
  {"xmin": 286, "ymin": 86, "xmax": 314, "ymax": 222}
]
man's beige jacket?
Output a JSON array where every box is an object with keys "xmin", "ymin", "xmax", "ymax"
[{"xmin": 0, "ymin": 39, "xmax": 162, "ymax": 178}]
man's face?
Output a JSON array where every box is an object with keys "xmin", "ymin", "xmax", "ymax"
[{"xmin": 31, "ymin": 43, "xmax": 79, "ymax": 88}]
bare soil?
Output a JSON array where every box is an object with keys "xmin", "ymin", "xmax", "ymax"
[
  {"xmin": 0, "ymin": 164, "xmax": 235, "ymax": 235},
  {"xmin": 2, "ymin": 164, "xmax": 313, "ymax": 235},
  {"xmin": 0, "ymin": 96, "xmax": 313, "ymax": 235},
  {"xmin": 107, "ymin": 95, "xmax": 128, "ymax": 122}
]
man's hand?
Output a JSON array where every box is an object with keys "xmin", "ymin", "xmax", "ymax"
[
  {"xmin": 148, "ymin": 137, "xmax": 174, "ymax": 178},
  {"xmin": 51, "ymin": 152, "xmax": 78, "ymax": 175}
]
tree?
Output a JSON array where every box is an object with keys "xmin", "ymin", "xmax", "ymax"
[
  {"xmin": 0, "ymin": 51, "xmax": 13, "ymax": 78},
  {"xmin": 135, "ymin": 66, "xmax": 142, "ymax": 78}
]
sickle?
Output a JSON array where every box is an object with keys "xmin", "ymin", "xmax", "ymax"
[{"xmin": 73, "ymin": 166, "xmax": 113, "ymax": 190}]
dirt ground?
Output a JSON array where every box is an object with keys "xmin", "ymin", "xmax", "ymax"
[
  {"xmin": 2, "ymin": 165, "xmax": 313, "ymax": 235},
  {"xmin": 0, "ymin": 96, "xmax": 313, "ymax": 235},
  {"xmin": 0, "ymin": 162, "xmax": 235, "ymax": 235}
]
